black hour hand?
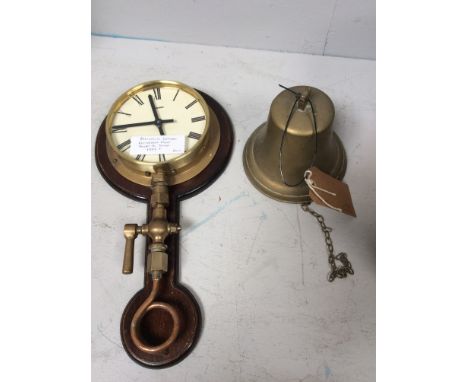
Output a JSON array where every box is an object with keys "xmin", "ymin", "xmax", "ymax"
[{"xmin": 148, "ymin": 94, "xmax": 160, "ymax": 121}]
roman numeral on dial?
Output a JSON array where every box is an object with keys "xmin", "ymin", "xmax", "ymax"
[
  {"xmin": 153, "ymin": 88, "xmax": 161, "ymax": 100},
  {"xmin": 132, "ymin": 95, "xmax": 144, "ymax": 105},
  {"xmin": 172, "ymin": 89, "xmax": 179, "ymax": 101},
  {"xmin": 159, "ymin": 154, "xmax": 166, "ymax": 162},
  {"xmin": 185, "ymin": 100, "xmax": 198, "ymax": 109},
  {"xmin": 191, "ymin": 116, "xmax": 206, "ymax": 123},
  {"xmin": 136, "ymin": 154, "xmax": 146, "ymax": 161},
  {"xmin": 117, "ymin": 139, "xmax": 131, "ymax": 152},
  {"xmin": 188, "ymin": 131, "xmax": 201, "ymax": 140}
]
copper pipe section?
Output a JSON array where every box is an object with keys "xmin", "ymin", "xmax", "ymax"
[
  {"xmin": 127, "ymin": 171, "xmax": 181, "ymax": 353},
  {"xmin": 130, "ymin": 275, "xmax": 181, "ymax": 353}
]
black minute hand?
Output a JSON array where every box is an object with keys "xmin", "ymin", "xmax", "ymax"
[{"xmin": 112, "ymin": 120, "xmax": 155, "ymax": 132}]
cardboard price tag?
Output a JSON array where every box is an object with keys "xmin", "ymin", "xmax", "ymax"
[
  {"xmin": 306, "ymin": 166, "xmax": 356, "ymax": 217},
  {"xmin": 130, "ymin": 135, "xmax": 185, "ymax": 155}
]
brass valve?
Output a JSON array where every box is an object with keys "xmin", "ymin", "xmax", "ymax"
[
  {"xmin": 121, "ymin": 170, "xmax": 181, "ymax": 277},
  {"xmin": 122, "ymin": 221, "xmax": 181, "ymax": 275}
]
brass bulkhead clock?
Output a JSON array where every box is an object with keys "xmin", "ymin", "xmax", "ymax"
[
  {"xmin": 95, "ymin": 80, "xmax": 233, "ymax": 368},
  {"xmin": 105, "ymin": 80, "xmax": 221, "ymax": 186}
]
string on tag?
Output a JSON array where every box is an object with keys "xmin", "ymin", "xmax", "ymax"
[{"xmin": 304, "ymin": 170, "xmax": 342, "ymax": 213}]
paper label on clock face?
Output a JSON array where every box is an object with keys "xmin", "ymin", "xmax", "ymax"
[{"xmin": 130, "ymin": 135, "xmax": 185, "ymax": 155}]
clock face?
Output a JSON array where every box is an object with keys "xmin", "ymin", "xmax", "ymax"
[{"xmin": 109, "ymin": 85, "xmax": 208, "ymax": 163}]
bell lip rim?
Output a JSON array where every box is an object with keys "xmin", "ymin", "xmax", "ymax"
[{"xmin": 242, "ymin": 122, "xmax": 347, "ymax": 204}]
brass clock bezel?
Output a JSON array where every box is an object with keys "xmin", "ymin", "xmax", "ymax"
[{"xmin": 104, "ymin": 80, "xmax": 220, "ymax": 186}]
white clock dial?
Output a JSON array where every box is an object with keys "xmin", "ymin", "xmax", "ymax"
[{"xmin": 110, "ymin": 86, "xmax": 207, "ymax": 163}]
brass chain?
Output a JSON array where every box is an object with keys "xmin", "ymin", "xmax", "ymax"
[{"xmin": 301, "ymin": 204, "xmax": 354, "ymax": 282}]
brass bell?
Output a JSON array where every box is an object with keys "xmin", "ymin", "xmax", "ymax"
[{"xmin": 243, "ymin": 85, "xmax": 347, "ymax": 203}]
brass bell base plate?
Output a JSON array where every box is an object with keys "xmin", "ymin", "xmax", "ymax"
[{"xmin": 242, "ymin": 122, "xmax": 347, "ymax": 204}]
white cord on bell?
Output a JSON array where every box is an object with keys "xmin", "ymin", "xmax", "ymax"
[{"xmin": 304, "ymin": 170, "xmax": 342, "ymax": 212}]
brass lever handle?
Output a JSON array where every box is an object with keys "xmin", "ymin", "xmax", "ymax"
[{"xmin": 123, "ymin": 224, "xmax": 140, "ymax": 274}]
